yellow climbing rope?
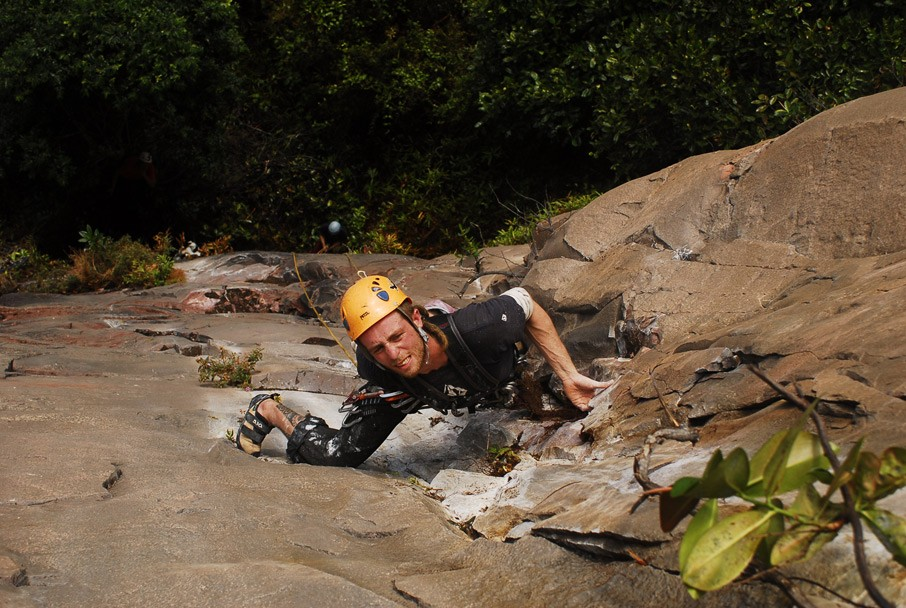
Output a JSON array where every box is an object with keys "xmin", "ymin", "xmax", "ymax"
[{"xmin": 291, "ymin": 252, "xmax": 357, "ymax": 365}]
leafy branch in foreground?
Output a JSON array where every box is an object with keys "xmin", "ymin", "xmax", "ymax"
[{"xmin": 641, "ymin": 367, "xmax": 904, "ymax": 606}]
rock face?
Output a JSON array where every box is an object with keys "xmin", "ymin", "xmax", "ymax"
[
  {"xmin": 2, "ymin": 89, "xmax": 905, "ymax": 607},
  {"xmin": 523, "ymin": 88, "xmax": 905, "ymax": 449}
]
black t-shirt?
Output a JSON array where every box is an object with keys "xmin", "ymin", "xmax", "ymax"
[{"xmin": 356, "ymin": 293, "xmax": 527, "ymax": 399}]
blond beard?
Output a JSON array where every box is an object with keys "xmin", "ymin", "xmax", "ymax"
[{"xmin": 393, "ymin": 338, "xmax": 427, "ymax": 378}]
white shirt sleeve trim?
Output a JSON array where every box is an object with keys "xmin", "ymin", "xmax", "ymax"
[{"xmin": 501, "ymin": 287, "xmax": 534, "ymax": 320}]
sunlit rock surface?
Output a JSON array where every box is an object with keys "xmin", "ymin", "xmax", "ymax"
[{"xmin": 2, "ymin": 89, "xmax": 905, "ymax": 607}]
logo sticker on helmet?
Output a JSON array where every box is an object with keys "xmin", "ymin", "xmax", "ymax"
[{"xmin": 370, "ymin": 277, "xmax": 398, "ymax": 302}]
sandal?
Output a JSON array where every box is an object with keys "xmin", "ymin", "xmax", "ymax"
[{"xmin": 235, "ymin": 393, "xmax": 280, "ymax": 457}]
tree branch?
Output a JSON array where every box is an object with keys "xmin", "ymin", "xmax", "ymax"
[{"xmin": 748, "ymin": 365, "xmax": 893, "ymax": 608}]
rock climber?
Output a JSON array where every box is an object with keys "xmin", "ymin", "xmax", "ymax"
[
  {"xmin": 111, "ymin": 151, "xmax": 158, "ymax": 193},
  {"xmin": 234, "ymin": 274, "xmax": 612, "ymax": 466},
  {"xmin": 104, "ymin": 151, "xmax": 159, "ymax": 240},
  {"xmin": 315, "ymin": 220, "xmax": 348, "ymax": 253}
]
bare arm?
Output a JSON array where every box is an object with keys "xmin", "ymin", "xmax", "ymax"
[{"xmin": 523, "ymin": 297, "xmax": 613, "ymax": 411}]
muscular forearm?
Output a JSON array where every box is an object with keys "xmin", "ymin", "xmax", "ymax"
[
  {"xmin": 523, "ymin": 296, "xmax": 613, "ymax": 411},
  {"xmin": 524, "ymin": 303, "xmax": 579, "ymax": 380}
]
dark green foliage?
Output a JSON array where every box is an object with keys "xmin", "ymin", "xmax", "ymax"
[
  {"xmin": 2, "ymin": 1, "xmax": 903, "ymax": 260},
  {"xmin": 489, "ymin": 193, "xmax": 597, "ymax": 246},
  {"xmin": 487, "ymin": 445, "xmax": 521, "ymax": 476},
  {"xmin": 0, "ymin": 242, "xmax": 71, "ymax": 294},
  {"xmin": 0, "ymin": 227, "xmax": 180, "ymax": 293},
  {"xmin": 0, "ymin": 0, "xmax": 245, "ymax": 252},
  {"xmin": 467, "ymin": 0, "xmax": 906, "ymax": 181},
  {"xmin": 219, "ymin": 0, "xmax": 485, "ymax": 254}
]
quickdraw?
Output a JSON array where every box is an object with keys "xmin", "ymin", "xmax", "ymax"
[{"xmin": 339, "ymin": 384, "xmax": 423, "ymax": 427}]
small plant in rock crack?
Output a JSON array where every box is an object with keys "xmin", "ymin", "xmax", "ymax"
[
  {"xmin": 487, "ymin": 445, "xmax": 521, "ymax": 476},
  {"xmin": 649, "ymin": 370, "xmax": 906, "ymax": 606},
  {"xmin": 197, "ymin": 347, "xmax": 263, "ymax": 388}
]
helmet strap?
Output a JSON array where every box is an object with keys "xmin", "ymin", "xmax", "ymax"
[
  {"xmin": 416, "ymin": 325, "xmax": 430, "ymax": 366},
  {"xmin": 358, "ymin": 309, "xmax": 431, "ymax": 371},
  {"xmin": 401, "ymin": 308, "xmax": 430, "ymax": 368}
]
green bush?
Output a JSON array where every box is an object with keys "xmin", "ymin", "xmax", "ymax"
[
  {"xmin": 0, "ymin": 0, "xmax": 245, "ymax": 250},
  {"xmin": 467, "ymin": 1, "xmax": 906, "ymax": 182},
  {"xmin": 489, "ymin": 192, "xmax": 598, "ymax": 247},
  {"xmin": 0, "ymin": 243, "xmax": 72, "ymax": 294},
  {"xmin": 197, "ymin": 348, "xmax": 263, "ymax": 388},
  {"xmin": 68, "ymin": 226, "xmax": 181, "ymax": 291}
]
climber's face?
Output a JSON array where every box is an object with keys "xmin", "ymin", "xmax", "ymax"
[{"xmin": 359, "ymin": 309, "xmax": 427, "ymax": 379}]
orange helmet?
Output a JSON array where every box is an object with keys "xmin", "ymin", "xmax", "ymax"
[{"xmin": 340, "ymin": 275, "xmax": 410, "ymax": 341}]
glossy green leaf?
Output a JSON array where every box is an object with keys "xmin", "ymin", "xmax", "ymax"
[
  {"xmin": 874, "ymin": 447, "xmax": 906, "ymax": 501},
  {"xmin": 763, "ymin": 427, "xmax": 805, "ymax": 496},
  {"xmin": 723, "ymin": 447, "xmax": 750, "ymax": 493},
  {"xmin": 682, "ymin": 508, "xmax": 775, "ymax": 592},
  {"xmin": 853, "ymin": 451, "xmax": 881, "ymax": 504},
  {"xmin": 679, "ymin": 498, "xmax": 718, "ymax": 571},
  {"xmin": 879, "ymin": 447, "xmax": 906, "ymax": 478},
  {"xmin": 700, "ymin": 449, "xmax": 724, "ymax": 480},
  {"xmin": 861, "ymin": 508, "xmax": 906, "ymax": 567},
  {"xmin": 747, "ymin": 430, "xmax": 828, "ymax": 496},
  {"xmin": 755, "ymin": 504, "xmax": 785, "ymax": 565},
  {"xmin": 749, "ymin": 399, "xmax": 817, "ymax": 495},
  {"xmin": 812, "ymin": 468, "xmax": 834, "ymax": 485},
  {"xmin": 777, "ymin": 433, "xmax": 831, "ymax": 494},
  {"xmin": 786, "ymin": 483, "xmax": 823, "ymax": 519},
  {"xmin": 748, "ymin": 430, "xmax": 787, "ymax": 494},
  {"xmin": 824, "ymin": 438, "xmax": 862, "ymax": 499},
  {"xmin": 689, "ymin": 450, "xmax": 737, "ymax": 499},
  {"xmin": 772, "ymin": 486, "xmax": 843, "ymax": 565},
  {"xmin": 770, "ymin": 522, "xmax": 839, "ymax": 566}
]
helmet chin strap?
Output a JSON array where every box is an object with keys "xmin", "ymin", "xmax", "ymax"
[
  {"xmin": 364, "ymin": 309, "xmax": 431, "ymax": 372},
  {"xmin": 416, "ymin": 325, "xmax": 430, "ymax": 366}
]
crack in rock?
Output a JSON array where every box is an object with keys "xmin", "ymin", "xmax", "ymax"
[
  {"xmin": 134, "ymin": 328, "xmax": 213, "ymax": 344},
  {"xmin": 102, "ymin": 466, "xmax": 123, "ymax": 492}
]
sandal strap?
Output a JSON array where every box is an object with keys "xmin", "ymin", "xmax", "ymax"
[
  {"xmin": 238, "ymin": 423, "xmax": 269, "ymax": 445},
  {"xmin": 237, "ymin": 393, "xmax": 279, "ymax": 445}
]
